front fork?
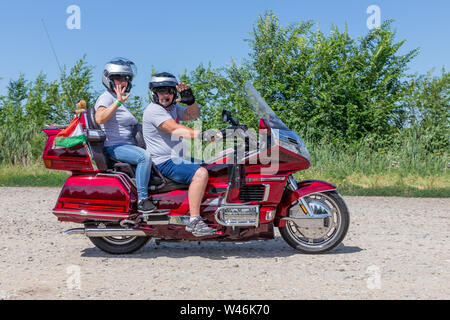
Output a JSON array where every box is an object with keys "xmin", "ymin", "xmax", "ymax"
[
  {"xmin": 276, "ymin": 175, "xmax": 337, "ymax": 227},
  {"xmin": 286, "ymin": 175, "xmax": 314, "ymax": 217}
]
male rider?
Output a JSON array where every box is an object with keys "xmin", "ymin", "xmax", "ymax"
[{"xmin": 142, "ymin": 72, "xmax": 216, "ymax": 236}]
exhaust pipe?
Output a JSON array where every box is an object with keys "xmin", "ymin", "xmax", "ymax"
[{"xmin": 64, "ymin": 227, "xmax": 148, "ymax": 237}]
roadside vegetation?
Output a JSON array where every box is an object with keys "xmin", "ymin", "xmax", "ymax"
[{"xmin": 0, "ymin": 11, "xmax": 448, "ymax": 197}]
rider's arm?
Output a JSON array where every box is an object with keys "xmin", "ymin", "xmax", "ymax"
[
  {"xmin": 182, "ymin": 102, "xmax": 200, "ymax": 121},
  {"xmin": 158, "ymin": 118, "xmax": 201, "ymax": 139},
  {"xmin": 95, "ymin": 84, "xmax": 129, "ymax": 125},
  {"xmin": 95, "ymin": 103, "xmax": 120, "ymax": 125}
]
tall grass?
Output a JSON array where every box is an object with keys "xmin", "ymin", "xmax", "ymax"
[
  {"xmin": 0, "ymin": 162, "xmax": 69, "ymax": 187},
  {"xmin": 296, "ymin": 132, "xmax": 449, "ymax": 197},
  {"xmin": 0, "ymin": 130, "xmax": 448, "ymax": 197}
]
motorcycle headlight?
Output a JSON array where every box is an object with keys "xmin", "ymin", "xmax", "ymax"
[{"xmin": 279, "ymin": 137, "xmax": 311, "ymax": 161}]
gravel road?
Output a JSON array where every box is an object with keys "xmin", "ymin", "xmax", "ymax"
[{"xmin": 0, "ymin": 187, "xmax": 449, "ymax": 300}]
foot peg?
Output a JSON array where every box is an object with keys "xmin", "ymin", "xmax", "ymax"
[{"xmin": 142, "ymin": 212, "xmax": 170, "ymax": 226}]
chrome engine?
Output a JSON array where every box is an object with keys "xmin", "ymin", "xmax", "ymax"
[{"xmin": 214, "ymin": 205, "xmax": 260, "ymax": 227}]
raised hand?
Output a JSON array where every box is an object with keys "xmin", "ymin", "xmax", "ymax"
[
  {"xmin": 114, "ymin": 83, "xmax": 130, "ymax": 104},
  {"xmin": 176, "ymin": 83, "xmax": 196, "ymax": 106}
]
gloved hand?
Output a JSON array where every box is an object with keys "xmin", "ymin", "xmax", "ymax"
[
  {"xmin": 176, "ymin": 83, "xmax": 196, "ymax": 105},
  {"xmin": 201, "ymin": 129, "xmax": 223, "ymax": 142}
]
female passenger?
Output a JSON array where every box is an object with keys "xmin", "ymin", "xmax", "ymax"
[{"xmin": 94, "ymin": 58, "xmax": 156, "ymax": 213}]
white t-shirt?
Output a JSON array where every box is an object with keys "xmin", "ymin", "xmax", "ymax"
[
  {"xmin": 142, "ymin": 102, "xmax": 187, "ymax": 165},
  {"xmin": 94, "ymin": 90, "xmax": 138, "ymax": 147}
]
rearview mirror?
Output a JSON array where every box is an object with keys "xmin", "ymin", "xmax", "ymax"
[
  {"xmin": 222, "ymin": 110, "xmax": 231, "ymax": 123},
  {"xmin": 222, "ymin": 110, "xmax": 239, "ymax": 126}
]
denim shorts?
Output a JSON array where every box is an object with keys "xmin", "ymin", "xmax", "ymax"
[{"xmin": 156, "ymin": 158, "xmax": 202, "ymax": 185}]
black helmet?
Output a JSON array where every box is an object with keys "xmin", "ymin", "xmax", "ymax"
[
  {"xmin": 102, "ymin": 57, "xmax": 137, "ymax": 93},
  {"xmin": 149, "ymin": 72, "xmax": 178, "ymax": 106}
]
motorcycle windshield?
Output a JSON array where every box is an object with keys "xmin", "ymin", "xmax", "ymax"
[
  {"xmin": 243, "ymin": 82, "xmax": 290, "ymax": 131},
  {"xmin": 243, "ymin": 82, "xmax": 311, "ymax": 161}
]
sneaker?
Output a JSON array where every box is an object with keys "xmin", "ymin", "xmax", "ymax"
[
  {"xmin": 137, "ymin": 198, "xmax": 157, "ymax": 213},
  {"xmin": 186, "ymin": 217, "xmax": 217, "ymax": 236}
]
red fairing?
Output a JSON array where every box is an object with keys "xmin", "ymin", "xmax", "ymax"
[
  {"xmin": 150, "ymin": 190, "xmax": 189, "ymax": 214},
  {"xmin": 275, "ymin": 180, "xmax": 337, "ymax": 227},
  {"xmin": 53, "ymin": 174, "xmax": 136, "ymax": 223}
]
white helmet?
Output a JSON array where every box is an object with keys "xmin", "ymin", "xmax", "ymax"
[{"xmin": 102, "ymin": 57, "xmax": 137, "ymax": 93}]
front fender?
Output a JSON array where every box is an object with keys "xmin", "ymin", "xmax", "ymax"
[{"xmin": 275, "ymin": 180, "xmax": 337, "ymax": 227}]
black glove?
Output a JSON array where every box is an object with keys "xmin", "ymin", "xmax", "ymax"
[{"xmin": 179, "ymin": 88, "xmax": 196, "ymax": 105}]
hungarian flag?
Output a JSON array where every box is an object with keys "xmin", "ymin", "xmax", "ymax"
[{"xmin": 53, "ymin": 116, "xmax": 86, "ymax": 148}]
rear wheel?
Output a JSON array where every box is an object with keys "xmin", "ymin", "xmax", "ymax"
[
  {"xmin": 279, "ymin": 191, "xmax": 349, "ymax": 254},
  {"xmin": 88, "ymin": 235, "xmax": 151, "ymax": 255},
  {"xmin": 85, "ymin": 223, "xmax": 151, "ymax": 254}
]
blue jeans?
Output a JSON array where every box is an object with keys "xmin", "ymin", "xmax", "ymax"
[
  {"xmin": 156, "ymin": 157, "xmax": 201, "ymax": 185},
  {"xmin": 105, "ymin": 144, "xmax": 152, "ymax": 201}
]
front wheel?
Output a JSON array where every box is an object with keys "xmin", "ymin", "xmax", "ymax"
[{"xmin": 279, "ymin": 191, "xmax": 349, "ymax": 254}]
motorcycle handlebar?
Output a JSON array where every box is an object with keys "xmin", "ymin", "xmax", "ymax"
[{"xmin": 203, "ymin": 126, "xmax": 258, "ymax": 149}]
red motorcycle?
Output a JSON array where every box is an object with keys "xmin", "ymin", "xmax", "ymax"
[{"xmin": 42, "ymin": 82, "xmax": 349, "ymax": 254}]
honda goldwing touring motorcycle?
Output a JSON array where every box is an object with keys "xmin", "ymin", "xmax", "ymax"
[{"xmin": 42, "ymin": 82, "xmax": 349, "ymax": 254}]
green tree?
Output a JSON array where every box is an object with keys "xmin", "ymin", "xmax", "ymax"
[
  {"xmin": 0, "ymin": 57, "xmax": 96, "ymax": 164},
  {"xmin": 186, "ymin": 11, "xmax": 421, "ymax": 149},
  {"xmin": 401, "ymin": 68, "xmax": 449, "ymax": 153}
]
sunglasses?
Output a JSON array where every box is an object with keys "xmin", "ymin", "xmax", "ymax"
[
  {"xmin": 111, "ymin": 75, "xmax": 131, "ymax": 82},
  {"xmin": 154, "ymin": 87, "xmax": 176, "ymax": 94}
]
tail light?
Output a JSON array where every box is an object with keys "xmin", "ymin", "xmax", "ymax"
[
  {"xmin": 43, "ymin": 158, "xmax": 93, "ymax": 171},
  {"xmin": 42, "ymin": 124, "xmax": 94, "ymax": 172}
]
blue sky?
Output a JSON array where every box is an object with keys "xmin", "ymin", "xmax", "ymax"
[{"xmin": 0, "ymin": 0, "xmax": 448, "ymax": 100}]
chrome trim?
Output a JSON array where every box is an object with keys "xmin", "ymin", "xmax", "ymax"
[
  {"xmin": 115, "ymin": 172, "xmax": 133, "ymax": 191},
  {"xmin": 262, "ymin": 184, "xmax": 270, "ymax": 202},
  {"xmin": 64, "ymin": 227, "xmax": 147, "ymax": 237},
  {"xmin": 143, "ymin": 219, "xmax": 169, "ymax": 225},
  {"xmin": 168, "ymin": 215, "xmax": 191, "ymax": 226},
  {"xmin": 281, "ymin": 217, "xmax": 330, "ymax": 239},
  {"xmin": 214, "ymin": 205, "xmax": 260, "ymax": 227},
  {"xmin": 288, "ymin": 197, "xmax": 332, "ymax": 219},
  {"xmin": 246, "ymin": 176, "xmax": 285, "ymax": 182},
  {"xmin": 53, "ymin": 210, "xmax": 129, "ymax": 218},
  {"xmin": 97, "ymin": 173, "xmax": 132, "ymax": 193},
  {"xmin": 287, "ymin": 174, "xmax": 298, "ymax": 191}
]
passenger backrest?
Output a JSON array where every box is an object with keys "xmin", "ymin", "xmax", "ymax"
[
  {"xmin": 85, "ymin": 106, "xmax": 109, "ymax": 171},
  {"xmin": 133, "ymin": 123, "xmax": 146, "ymax": 149},
  {"xmin": 87, "ymin": 106, "xmax": 101, "ymax": 130}
]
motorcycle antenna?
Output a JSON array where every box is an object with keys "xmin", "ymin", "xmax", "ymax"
[{"xmin": 41, "ymin": 18, "xmax": 76, "ymax": 108}]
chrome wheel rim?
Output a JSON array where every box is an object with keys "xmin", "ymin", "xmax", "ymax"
[
  {"xmin": 102, "ymin": 236, "xmax": 139, "ymax": 245},
  {"xmin": 286, "ymin": 192, "xmax": 341, "ymax": 247}
]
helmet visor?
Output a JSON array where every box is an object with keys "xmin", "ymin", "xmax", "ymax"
[
  {"xmin": 153, "ymin": 86, "xmax": 176, "ymax": 94},
  {"xmin": 110, "ymin": 74, "xmax": 131, "ymax": 82}
]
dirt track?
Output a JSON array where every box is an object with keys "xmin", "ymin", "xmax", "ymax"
[{"xmin": 0, "ymin": 187, "xmax": 449, "ymax": 300}]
